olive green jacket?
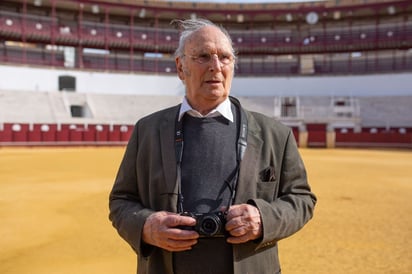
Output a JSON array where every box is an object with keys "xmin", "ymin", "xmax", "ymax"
[{"xmin": 109, "ymin": 99, "xmax": 316, "ymax": 274}]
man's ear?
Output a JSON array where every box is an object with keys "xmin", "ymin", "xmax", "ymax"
[{"xmin": 176, "ymin": 57, "xmax": 185, "ymax": 80}]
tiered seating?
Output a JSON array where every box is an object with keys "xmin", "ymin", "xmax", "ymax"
[
  {"xmin": 0, "ymin": 90, "xmax": 54, "ymax": 123},
  {"xmin": 0, "ymin": 91, "xmax": 411, "ymax": 147},
  {"xmin": 1, "ymin": 0, "xmax": 411, "ymax": 76},
  {"xmin": 358, "ymin": 96, "xmax": 412, "ymax": 127},
  {"xmin": 88, "ymin": 93, "xmax": 182, "ymax": 123},
  {"xmin": 0, "ymin": 90, "xmax": 182, "ymax": 125}
]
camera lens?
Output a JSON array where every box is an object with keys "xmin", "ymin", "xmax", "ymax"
[{"xmin": 199, "ymin": 215, "xmax": 221, "ymax": 236}]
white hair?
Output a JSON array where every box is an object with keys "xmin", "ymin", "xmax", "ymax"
[{"xmin": 171, "ymin": 18, "xmax": 236, "ymax": 58}]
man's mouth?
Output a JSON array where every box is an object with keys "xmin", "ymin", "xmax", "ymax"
[{"xmin": 205, "ymin": 80, "xmax": 221, "ymax": 84}]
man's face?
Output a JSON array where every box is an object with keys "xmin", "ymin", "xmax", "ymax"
[{"xmin": 176, "ymin": 26, "xmax": 235, "ymax": 114}]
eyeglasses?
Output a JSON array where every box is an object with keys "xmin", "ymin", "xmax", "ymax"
[{"xmin": 183, "ymin": 53, "xmax": 235, "ymax": 66}]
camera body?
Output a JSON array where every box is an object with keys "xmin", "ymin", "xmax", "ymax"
[{"xmin": 179, "ymin": 211, "xmax": 227, "ymax": 238}]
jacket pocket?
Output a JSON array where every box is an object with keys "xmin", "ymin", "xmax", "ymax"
[
  {"xmin": 259, "ymin": 166, "xmax": 275, "ymax": 182},
  {"xmin": 256, "ymin": 167, "xmax": 276, "ymax": 201}
]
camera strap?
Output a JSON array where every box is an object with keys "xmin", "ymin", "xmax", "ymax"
[{"xmin": 174, "ymin": 96, "xmax": 248, "ymax": 213}]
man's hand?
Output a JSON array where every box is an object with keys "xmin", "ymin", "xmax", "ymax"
[
  {"xmin": 225, "ymin": 204, "xmax": 263, "ymax": 244},
  {"xmin": 142, "ymin": 211, "xmax": 199, "ymax": 252}
]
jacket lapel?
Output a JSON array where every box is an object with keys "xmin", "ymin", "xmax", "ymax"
[
  {"xmin": 235, "ymin": 113, "xmax": 263, "ymax": 204},
  {"xmin": 159, "ymin": 106, "xmax": 181, "ymax": 212}
]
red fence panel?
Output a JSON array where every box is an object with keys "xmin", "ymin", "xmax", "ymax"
[
  {"xmin": 0, "ymin": 123, "xmax": 13, "ymax": 142},
  {"xmin": 68, "ymin": 124, "xmax": 84, "ymax": 142},
  {"xmin": 41, "ymin": 124, "xmax": 57, "ymax": 142},
  {"xmin": 335, "ymin": 127, "xmax": 412, "ymax": 148},
  {"xmin": 11, "ymin": 123, "xmax": 29, "ymax": 142},
  {"xmin": 120, "ymin": 125, "xmax": 133, "ymax": 142},
  {"xmin": 82, "ymin": 125, "xmax": 96, "ymax": 142},
  {"xmin": 306, "ymin": 123, "xmax": 327, "ymax": 147},
  {"xmin": 108, "ymin": 125, "xmax": 121, "ymax": 142},
  {"xmin": 2, "ymin": 123, "xmax": 411, "ymax": 148},
  {"xmin": 56, "ymin": 124, "xmax": 70, "ymax": 142},
  {"xmin": 291, "ymin": 127, "xmax": 299, "ymax": 144},
  {"xmin": 27, "ymin": 124, "xmax": 42, "ymax": 142},
  {"xmin": 95, "ymin": 124, "xmax": 109, "ymax": 142}
]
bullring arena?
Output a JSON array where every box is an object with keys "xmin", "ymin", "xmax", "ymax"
[
  {"xmin": 0, "ymin": 147, "xmax": 411, "ymax": 273},
  {"xmin": 1, "ymin": 0, "xmax": 412, "ymax": 273}
]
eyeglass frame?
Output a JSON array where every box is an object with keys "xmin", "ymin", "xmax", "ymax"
[{"xmin": 182, "ymin": 52, "xmax": 235, "ymax": 66}]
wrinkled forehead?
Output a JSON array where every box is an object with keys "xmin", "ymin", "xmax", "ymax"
[{"xmin": 184, "ymin": 26, "xmax": 232, "ymax": 54}]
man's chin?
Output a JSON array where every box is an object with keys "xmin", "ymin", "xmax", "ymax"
[{"xmin": 204, "ymin": 89, "xmax": 228, "ymax": 100}]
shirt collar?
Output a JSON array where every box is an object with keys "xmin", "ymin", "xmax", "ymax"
[{"xmin": 178, "ymin": 97, "xmax": 234, "ymax": 122}]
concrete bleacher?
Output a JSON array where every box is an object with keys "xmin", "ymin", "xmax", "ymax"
[
  {"xmin": 0, "ymin": 90, "xmax": 54, "ymax": 123},
  {"xmin": 0, "ymin": 90, "xmax": 181, "ymax": 124},
  {"xmin": 237, "ymin": 96, "xmax": 276, "ymax": 118},
  {"xmin": 2, "ymin": 91, "xmax": 412, "ymax": 128},
  {"xmin": 298, "ymin": 96, "xmax": 335, "ymax": 120},
  {"xmin": 88, "ymin": 93, "xmax": 182, "ymax": 124},
  {"xmin": 358, "ymin": 96, "xmax": 412, "ymax": 128},
  {"xmin": 0, "ymin": 91, "xmax": 181, "ymax": 145},
  {"xmin": 1, "ymin": 90, "xmax": 411, "ymax": 148}
]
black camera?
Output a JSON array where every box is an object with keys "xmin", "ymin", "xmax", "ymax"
[{"xmin": 179, "ymin": 211, "xmax": 227, "ymax": 238}]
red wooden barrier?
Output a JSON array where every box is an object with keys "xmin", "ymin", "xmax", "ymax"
[
  {"xmin": 2, "ymin": 123, "xmax": 409, "ymax": 148},
  {"xmin": 68, "ymin": 124, "xmax": 83, "ymax": 142},
  {"xmin": 95, "ymin": 124, "xmax": 109, "ymax": 142},
  {"xmin": 82, "ymin": 125, "xmax": 96, "ymax": 142},
  {"xmin": 12, "ymin": 123, "xmax": 29, "ymax": 142},
  {"xmin": 56, "ymin": 124, "xmax": 70, "ymax": 142},
  {"xmin": 307, "ymin": 123, "xmax": 327, "ymax": 147},
  {"xmin": 335, "ymin": 127, "xmax": 412, "ymax": 148},
  {"xmin": 41, "ymin": 124, "xmax": 57, "ymax": 142},
  {"xmin": 0, "ymin": 123, "xmax": 13, "ymax": 142}
]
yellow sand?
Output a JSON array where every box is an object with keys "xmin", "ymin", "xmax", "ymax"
[{"xmin": 0, "ymin": 147, "xmax": 411, "ymax": 274}]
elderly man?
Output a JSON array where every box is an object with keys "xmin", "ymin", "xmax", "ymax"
[{"xmin": 109, "ymin": 18, "xmax": 316, "ymax": 274}]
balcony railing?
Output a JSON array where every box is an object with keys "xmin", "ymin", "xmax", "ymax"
[
  {"xmin": 1, "ymin": 9, "xmax": 411, "ymax": 76},
  {"xmin": 1, "ymin": 10, "xmax": 412, "ymax": 54}
]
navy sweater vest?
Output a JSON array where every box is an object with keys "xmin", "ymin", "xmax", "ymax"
[{"xmin": 174, "ymin": 108, "xmax": 239, "ymax": 274}]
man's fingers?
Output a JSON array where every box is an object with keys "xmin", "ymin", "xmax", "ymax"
[
  {"xmin": 226, "ymin": 232, "xmax": 252, "ymax": 244},
  {"xmin": 225, "ymin": 204, "xmax": 263, "ymax": 242},
  {"xmin": 143, "ymin": 211, "xmax": 199, "ymax": 250},
  {"xmin": 164, "ymin": 214, "xmax": 197, "ymax": 227}
]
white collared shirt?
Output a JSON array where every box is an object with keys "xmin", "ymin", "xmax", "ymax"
[{"xmin": 178, "ymin": 97, "xmax": 234, "ymax": 123}]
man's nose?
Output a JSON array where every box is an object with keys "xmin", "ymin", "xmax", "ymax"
[{"xmin": 209, "ymin": 54, "xmax": 222, "ymax": 71}]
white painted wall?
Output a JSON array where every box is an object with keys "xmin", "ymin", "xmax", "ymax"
[
  {"xmin": 231, "ymin": 74, "xmax": 412, "ymax": 97},
  {"xmin": 0, "ymin": 65, "xmax": 184, "ymax": 95},
  {"xmin": 1, "ymin": 64, "xmax": 412, "ymax": 97}
]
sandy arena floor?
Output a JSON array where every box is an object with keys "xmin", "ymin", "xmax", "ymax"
[{"xmin": 0, "ymin": 147, "xmax": 411, "ymax": 274}]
